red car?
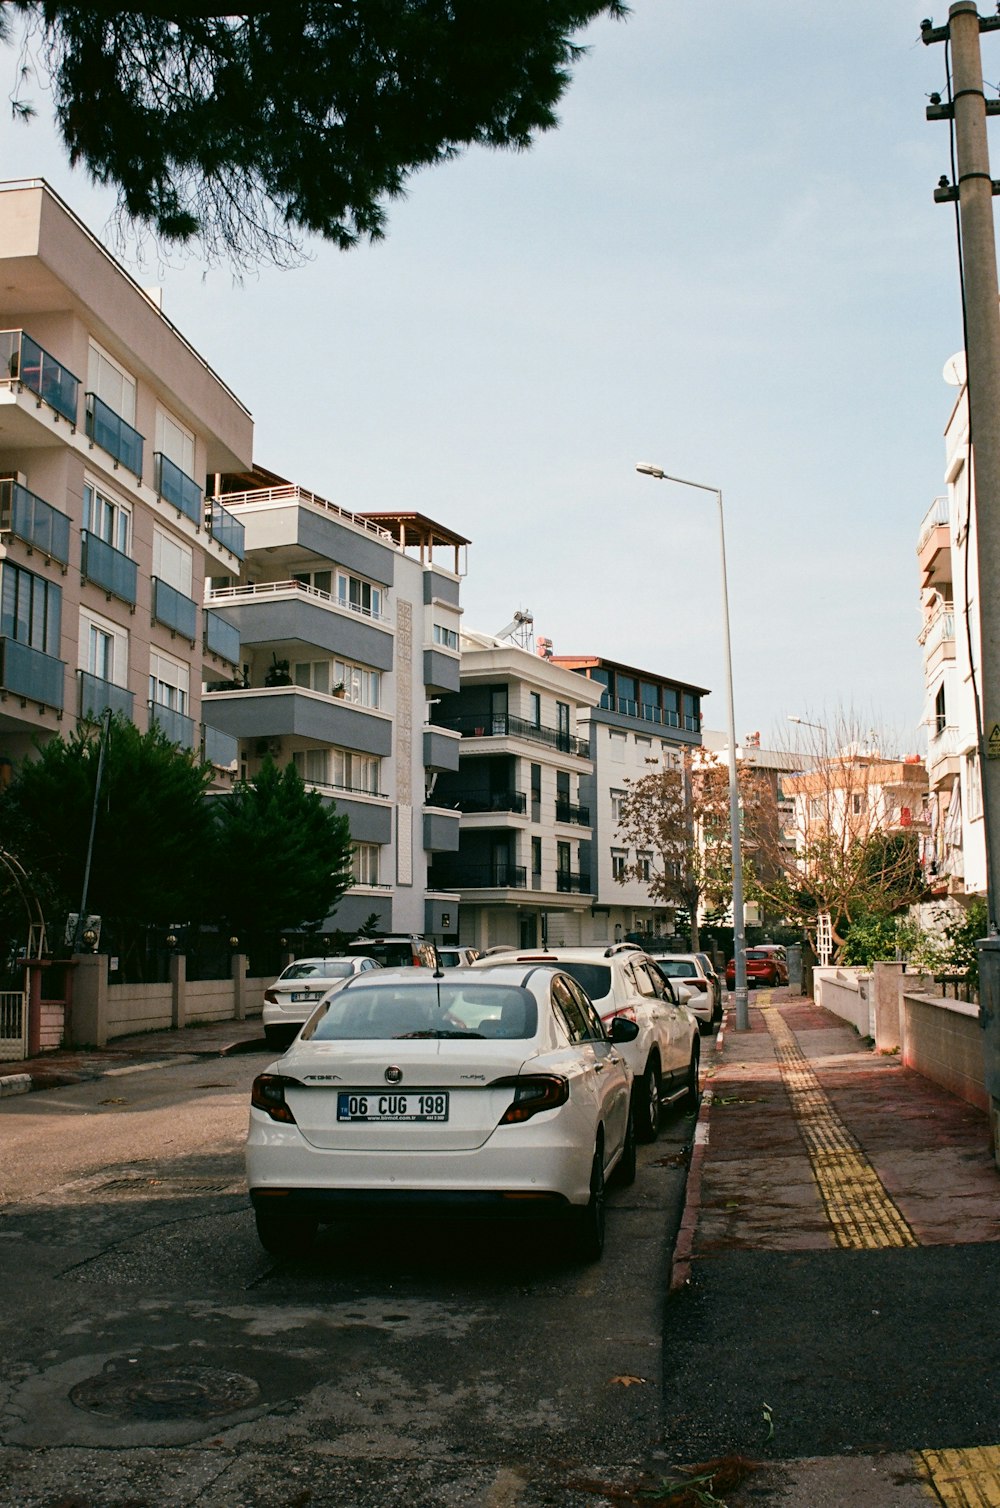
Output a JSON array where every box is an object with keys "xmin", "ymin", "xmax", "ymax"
[{"xmin": 725, "ymin": 949, "xmax": 788, "ymax": 988}]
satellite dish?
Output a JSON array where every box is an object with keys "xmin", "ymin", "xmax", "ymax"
[{"xmin": 942, "ymin": 351, "xmax": 967, "ymax": 387}]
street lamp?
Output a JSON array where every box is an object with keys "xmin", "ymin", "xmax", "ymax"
[{"xmin": 635, "ymin": 463, "xmax": 749, "ymax": 1031}]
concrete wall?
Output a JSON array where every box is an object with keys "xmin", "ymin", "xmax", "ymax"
[
  {"xmin": 813, "ymin": 967, "xmax": 874, "ymax": 1037},
  {"xmin": 900, "ymin": 990, "xmax": 987, "ymax": 1111},
  {"xmin": 68, "ymin": 954, "xmax": 266, "ymax": 1048}
]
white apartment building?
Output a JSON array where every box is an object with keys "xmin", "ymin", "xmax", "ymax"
[
  {"xmin": 0, "ymin": 179, "xmax": 250, "ymax": 779},
  {"xmin": 917, "ymin": 350, "xmax": 986, "ymax": 900}
]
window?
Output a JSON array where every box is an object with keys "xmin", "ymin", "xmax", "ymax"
[
  {"xmin": 808, "ymin": 796, "xmax": 823, "ymax": 821},
  {"xmin": 88, "ymin": 341, "xmax": 135, "ymax": 424},
  {"xmin": 557, "ymin": 841, "xmax": 571, "ymax": 874},
  {"xmin": 292, "ymin": 569, "xmax": 333, "ymax": 596},
  {"xmin": 640, "ymin": 681, "xmax": 659, "ymax": 715},
  {"xmin": 1, "ymin": 562, "xmax": 61, "ymax": 655},
  {"xmin": 611, "ymin": 848, "xmax": 627, "ymax": 880},
  {"xmin": 556, "ymin": 770, "xmax": 570, "ymax": 804},
  {"xmin": 683, "ymin": 692, "xmax": 700, "ymax": 730},
  {"xmin": 433, "ymin": 623, "xmax": 458, "ymax": 650},
  {"xmin": 529, "ymin": 691, "xmax": 541, "ymax": 728},
  {"xmin": 293, "ymin": 660, "xmax": 332, "ymax": 695},
  {"xmin": 293, "ymin": 748, "xmax": 329, "ymax": 784},
  {"xmin": 557, "ymin": 701, "xmax": 570, "ymax": 740},
  {"xmin": 83, "ymin": 480, "xmax": 131, "ymax": 554},
  {"xmin": 610, "ymin": 788, "xmax": 626, "ymax": 822},
  {"xmin": 551, "ymin": 976, "xmax": 590, "ymax": 1044},
  {"xmin": 149, "ymin": 649, "xmax": 188, "ymax": 711},
  {"xmin": 155, "ymin": 409, "xmax": 195, "ymax": 478},
  {"xmin": 934, "ymin": 684, "xmax": 947, "ymax": 736},
  {"xmin": 334, "ymin": 658, "xmax": 381, "ymax": 709},
  {"xmin": 851, "ymin": 791, "xmax": 866, "ymax": 816},
  {"xmin": 336, "ymin": 570, "xmax": 382, "ymax": 619},
  {"xmin": 152, "ymin": 526, "xmax": 193, "ymax": 595},
  {"xmin": 531, "ymin": 836, "xmax": 542, "ymax": 874},
  {"xmin": 637, "ymin": 851, "xmax": 652, "ymax": 882},
  {"xmin": 79, "ymin": 607, "xmax": 127, "ymax": 684},
  {"xmin": 609, "ymin": 730, "xmax": 626, "ymax": 763},
  {"xmin": 352, "ymin": 843, "xmax": 380, "ymax": 885},
  {"xmin": 616, "ymin": 674, "xmax": 636, "ymax": 709},
  {"xmin": 332, "ymin": 748, "xmax": 381, "ymax": 794}
]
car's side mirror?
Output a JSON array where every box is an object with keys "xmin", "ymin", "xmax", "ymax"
[{"xmin": 608, "ymin": 1016, "xmax": 640, "ymax": 1044}]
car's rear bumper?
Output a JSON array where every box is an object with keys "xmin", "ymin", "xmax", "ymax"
[{"xmin": 249, "ymin": 1186, "xmax": 572, "ymax": 1222}]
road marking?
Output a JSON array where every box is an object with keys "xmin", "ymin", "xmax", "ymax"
[
  {"xmin": 762, "ymin": 1006, "xmax": 917, "ymax": 1250},
  {"xmin": 918, "ymin": 1445, "xmax": 1000, "ymax": 1505}
]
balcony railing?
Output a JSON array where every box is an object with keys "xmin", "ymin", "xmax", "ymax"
[
  {"xmin": 428, "ymin": 863, "xmax": 527, "ymax": 890},
  {"xmin": 206, "ymin": 499, "xmax": 246, "ymax": 560},
  {"xmin": 155, "ymin": 452, "xmax": 202, "ymax": 525},
  {"xmin": 148, "ymin": 699, "xmax": 196, "ymax": 751},
  {"xmin": 85, "ymin": 392, "xmax": 144, "ymax": 475},
  {"xmin": 80, "ymin": 529, "xmax": 138, "ymax": 605},
  {"xmin": 301, "ymin": 776, "xmax": 389, "ymax": 801},
  {"xmin": 204, "ymin": 608, "xmax": 240, "ymax": 663},
  {"xmin": 918, "ymin": 495, "xmax": 950, "ymax": 553},
  {"xmin": 78, "ymin": 669, "xmax": 133, "ymax": 721},
  {"xmin": 0, "ymin": 478, "xmax": 71, "ymax": 564},
  {"xmin": 556, "ymin": 869, "xmax": 592, "ymax": 893},
  {"xmin": 598, "ymin": 691, "xmax": 684, "ymax": 728},
  {"xmin": 210, "ymin": 483, "xmax": 394, "ymax": 542},
  {"xmin": 445, "ymin": 789, "xmax": 527, "ymax": 814},
  {"xmin": 555, "ymin": 799, "xmax": 591, "ymax": 826},
  {"xmin": 0, "ymin": 329, "xmax": 80, "ymax": 423},
  {"xmin": 208, "ymin": 575, "xmax": 390, "ymax": 623},
  {"xmin": 152, "ymin": 577, "xmax": 198, "ymax": 640},
  {"xmin": 928, "ymin": 722, "xmax": 960, "ymax": 760},
  {"xmin": 919, "ymin": 605, "xmax": 956, "ymax": 657},
  {"xmin": 0, "ymin": 636, "xmax": 64, "ymax": 707},
  {"xmin": 439, "ymin": 712, "xmax": 588, "ymax": 757},
  {"xmin": 202, "ymin": 723, "xmax": 238, "ymax": 770}
]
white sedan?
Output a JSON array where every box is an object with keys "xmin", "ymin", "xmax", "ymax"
[
  {"xmin": 262, "ymin": 955, "xmax": 380, "ymax": 1049},
  {"xmin": 246, "ymin": 965, "xmax": 639, "ymax": 1261}
]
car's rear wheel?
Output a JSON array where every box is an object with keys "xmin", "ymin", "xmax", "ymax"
[
  {"xmin": 254, "ymin": 1208, "xmax": 317, "ymax": 1256},
  {"xmin": 615, "ymin": 1107, "xmax": 637, "ymax": 1186},
  {"xmin": 572, "ymin": 1144, "xmax": 606, "ymax": 1261},
  {"xmin": 263, "ymin": 1025, "xmax": 293, "ymax": 1051},
  {"xmin": 680, "ymin": 1041, "xmax": 701, "ymax": 1112},
  {"xmin": 635, "ymin": 1057, "xmax": 661, "ymax": 1142}
]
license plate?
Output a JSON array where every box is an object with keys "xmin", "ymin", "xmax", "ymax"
[
  {"xmin": 337, "ymin": 1091, "xmax": 449, "ymax": 1123},
  {"xmin": 290, "ymin": 991, "xmax": 320, "ymax": 1002}
]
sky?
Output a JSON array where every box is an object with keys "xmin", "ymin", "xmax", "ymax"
[{"xmin": 0, "ymin": 3, "xmax": 972, "ymax": 753}]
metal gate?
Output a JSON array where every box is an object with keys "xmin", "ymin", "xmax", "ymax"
[{"xmin": 0, "ymin": 991, "xmax": 26, "ymax": 1060}]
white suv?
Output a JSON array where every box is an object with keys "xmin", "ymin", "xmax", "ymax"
[{"xmin": 474, "ymin": 944, "xmax": 700, "ymax": 1141}]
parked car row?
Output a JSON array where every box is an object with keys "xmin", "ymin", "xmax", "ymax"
[{"xmin": 246, "ymin": 941, "xmax": 703, "ymax": 1263}]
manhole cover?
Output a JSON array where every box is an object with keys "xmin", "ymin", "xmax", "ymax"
[{"xmin": 70, "ymin": 1362, "xmax": 260, "ymax": 1420}]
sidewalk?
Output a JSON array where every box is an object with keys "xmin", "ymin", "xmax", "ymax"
[
  {"xmin": 0, "ymin": 1015, "xmax": 266, "ymax": 1097},
  {"xmin": 660, "ymin": 989, "xmax": 1000, "ymax": 1507}
]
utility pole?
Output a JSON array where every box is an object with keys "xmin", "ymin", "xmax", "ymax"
[{"xmin": 924, "ymin": 2, "xmax": 1000, "ymax": 1164}]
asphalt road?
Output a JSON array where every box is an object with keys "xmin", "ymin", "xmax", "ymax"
[{"xmin": 0, "ymin": 1050, "xmax": 695, "ymax": 1508}]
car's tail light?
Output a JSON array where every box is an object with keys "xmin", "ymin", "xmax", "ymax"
[
  {"xmin": 493, "ymin": 1074, "xmax": 569, "ymax": 1124},
  {"xmin": 263, "ymin": 989, "xmax": 279, "ymax": 1004},
  {"xmin": 600, "ymin": 1005, "xmax": 637, "ymax": 1025},
  {"xmin": 251, "ymin": 1073, "xmax": 299, "ymax": 1124}
]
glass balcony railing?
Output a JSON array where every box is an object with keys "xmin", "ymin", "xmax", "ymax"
[
  {"xmin": 203, "ymin": 608, "xmax": 240, "ymax": 663},
  {"xmin": 85, "ymin": 392, "xmax": 144, "ymax": 475},
  {"xmin": 151, "ymin": 577, "xmax": 198, "ymax": 640},
  {"xmin": 207, "ymin": 499, "xmax": 245, "ymax": 561},
  {"xmin": 427, "ymin": 862, "xmax": 527, "ymax": 890},
  {"xmin": 0, "ymin": 478, "xmax": 71, "ymax": 564},
  {"xmin": 445, "ymin": 789, "xmax": 527, "ymax": 814},
  {"xmin": 154, "ymin": 452, "xmax": 202, "ymax": 525},
  {"xmin": 81, "ymin": 529, "xmax": 138, "ymax": 605},
  {"xmin": 0, "ymin": 636, "xmax": 64, "ymax": 708},
  {"xmin": 556, "ymin": 870, "xmax": 592, "ymax": 893},
  {"xmin": 202, "ymin": 723, "xmax": 238, "ymax": 770},
  {"xmin": 597, "ymin": 690, "xmax": 684, "ymax": 728},
  {"xmin": 555, "ymin": 799, "xmax": 591, "ymax": 826},
  {"xmin": 0, "ymin": 329, "xmax": 80, "ymax": 424},
  {"xmin": 78, "ymin": 669, "xmax": 133, "ymax": 721},
  {"xmin": 148, "ymin": 699, "xmax": 196, "ymax": 751}
]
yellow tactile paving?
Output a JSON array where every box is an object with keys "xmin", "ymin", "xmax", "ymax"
[
  {"xmin": 761, "ymin": 1005, "xmax": 917, "ymax": 1250},
  {"xmin": 918, "ymin": 1445, "xmax": 1000, "ymax": 1506}
]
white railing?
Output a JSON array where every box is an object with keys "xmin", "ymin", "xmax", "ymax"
[
  {"xmin": 917, "ymin": 496, "xmax": 950, "ymax": 554},
  {"xmin": 927, "ymin": 722, "xmax": 960, "ymax": 761},
  {"xmin": 207, "ymin": 577, "xmax": 391, "ymax": 623},
  {"xmin": 211, "ymin": 484, "xmax": 394, "ymax": 542},
  {"xmin": 918, "ymin": 605, "xmax": 956, "ymax": 654},
  {"xmin": 0, "ymin": 991, "xmax": 26, "ymax": 1061}
]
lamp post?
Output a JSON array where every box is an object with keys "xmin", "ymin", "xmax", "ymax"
[{"xmin": 635, "ymin": 463, "xmax": 749, "ymax": 1030}]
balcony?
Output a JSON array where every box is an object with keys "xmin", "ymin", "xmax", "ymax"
[
  {"xmin": 555, "ymin": 799, "xmax": 590, "ymax": 826},
  {"xmin": 148, "ymin": 699, "xmax": 196, "ymax": 751},
  {"xmin": 202, "ymin": 723, "xmax": 238, "ymax": 771},
  {"xmin": 0, "ymin": 329, "xmax": 79, "ymax": 424},
  {"xmin": 207, "ymin": 499, "xmax": 245, "ymax": 561},
  {"xmin": 0, "ymin": 637, "xmax": 64, "ymax": 707},
  {"xmin": 423, "ymin": 725, "xmax": 461, "ymax": 773},
  {"xmin": 207, "ymin": 578, "xmax": 393, "ymax": 669},
  {"xmin": 80, "ymin": 530, "xmax": 138, "ymax": 606},
  {"xmin": 918, "ymin": 496, "xmax": 951, "ymax": 591},
  {"xmin": 204, "ymin": 608, "xmax": 240, "ymax": 664},
  {"xmin": 85, "ymin": 392, "xmax": 144, "ymax": 475},
  {"xmin": 556, "ymin": 870, "xmax": 592, "ymax": 894},
  {"xmin": 152, "ymin": 578, "xmax": 198, "ymax": 640},
  {"xmin": 439, "ymin": 712, "xmax": 589, "ymax": 758},
  {"xmin": 0, "ymin": 479, "xmax": 71, "ymax": 565},
  {"xmin": 446, "ymin": 789, "xmax": 527, "ymax": 815},
  {"xmin": 155, "ymin": 452, "xmax": 202, "ymax": 525},
  {"xmin": 919, "ymin": 604, "xmax": 956, "ymax": 670},
  {"xmin": 428, "ymin": 862, "xmax": 527, "ymax": 890},
  {"xmin": 78, "ymin": 669, "xmax": 133, "ymax": 721}
]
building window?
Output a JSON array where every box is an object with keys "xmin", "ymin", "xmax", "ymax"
[
  {"xmin": 1, "ymin": 562, "xmax": 61, "ymax": 655},
  {"xmin": 529, "ymin": 690, "xmax": 541, "ymax": 728},
  {"xmin": 155, "ymin": 408, "xmax": 195, "ymax": 478},
  {"xmin": 433, "ymin": 623, "xmax": 459, "ymax": 650},
  {"xmin": 637, "ymin": 851, "xmax": 652, "ymax": 882},
  {"xmin": 336, "ymin": 570, "xmax": 383, "ymax": 619},
  {"xmin": 352, "ymin": 843, "xmax": 380, "ymax": 885},
  {"xmin": 611, "ymin": 848, "xmax": 627, "ymax": 880},
  {"xmin": 557, "ymin": 701, "xmax": 570, "ymax": 740},
  {"xmin": 683, "ymin": 692, "xmax": 700, "ymax": 731},
  {"xmin": 851, "ymin": 791, "xmax": 866, "ymax": 816},
  {"xmin": 80, "ymin": 607, "xmax": 127, "ymax": 684},
  {"xmin": 293, "ymin": 748, "xmax": 329, "ymax": 785},
  {"xmin": 332, "ymin": 748, "xmax": 381, "ymax": 794},
  {"xmin": 88, "ymin": 340, "xmax": 136, "ymax": 424},
  {"xmin": 934, "ymin": 684, "xmax": 947, "ymax": 736},
  {"xmin": 531, "ymin": 836, "xmax": 542, "ymax": 875},
  {"xmin": 152, "ymin": 526, "xmax": 193, "ymax": 595},
  {"xmin": 609, "ymin": 730, "xmax": 626, "ymax": 763},
  {"xmin": 557, "ymin": 841, "xmax": 571, "ymax": 874},
  {"xmin": 83, "ymin": 480, "xmax": 131, "ymax": 554},
  {"xmin": 808, "ymin": 796, "xmax": 823, "ymax": 821},
  {"xmin": 610, "ymin": 788, "xmax": 626, "ymax": 822},
  {"xmin": 616, "ymin": 674, "xmax": 636, "ymax": 712},
  {"xmin": 149, "ymin": 648, "xmax": 188, "ymax": 712},
  {"xmin": 292, "ymin": 569, "xmax": 333, "ymax": 596}
]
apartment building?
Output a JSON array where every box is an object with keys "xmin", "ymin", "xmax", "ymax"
[
  {"xmin": 203, "ymin": 479, "xmax": 467, "ymax": 937},
  {"xmin": 548, "ymin": 653, "xmax": 707, "ymax": 943},
  {"xmin": 781, "ymin": 753, "xmax": 928, "ymax": 862},
  {"xmin": 0, "ymin": 179, "xmax": 249, "ymax": 777},
  {"xmin": 917, "ymin": 349, "xmax": 986, "ymax": 899},
  {"xmin": 427, "ymin": 632, "xmax": 603, "ymax": 949}
]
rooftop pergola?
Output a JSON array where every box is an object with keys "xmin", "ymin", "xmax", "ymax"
[{"xmin": 355, "ymin": 511, "xmax": 470, "ymax": 574}]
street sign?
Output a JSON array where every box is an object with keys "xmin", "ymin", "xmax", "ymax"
[{"xmin": 988, "ymin": 722, "xmax": 1000, "ymax": 760}]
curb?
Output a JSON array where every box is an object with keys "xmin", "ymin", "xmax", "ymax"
[
  {"xmin": 0, "ymin": 1036, "xmax": 266, "ymax": 1099},
  {"xmin": 0, "ymin": 1073, "xmax": 32, "ymax": 1098},
  {"xmin": 669, "ymin": 1082, "xmax": 713, "ymax": 1294}
]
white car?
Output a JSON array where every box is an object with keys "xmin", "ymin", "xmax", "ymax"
[
  {"xmin": 262, "ymin": 956, "xmax": 381, "ymax": 1049},
  {"xmin": 246, "ymin": 964, "xmax": 638, "ymax": 1261},
  {"xmin": 475, "ymin": 945, "xmax": 700, "ymax": 1143},
  {"xmin": 436, "ymin": 946, "xmax": 481, "ymax": 968},
  {"xmin": 652, "ymin": 954, "xmax": 719, "ymax": 1031}
]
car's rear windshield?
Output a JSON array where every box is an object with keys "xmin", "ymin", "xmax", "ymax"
[
  {"xmin": 348, "ymin": 941, "xmax": 431, "ymax": 967},
  {"xmin": 657, "ymin": 960, "xmax": 698, "ymax": 977},
  {"xmin": 303, "ymin": 984, "xmax": 538, "ymax": 1041},
  {"xmin": 555, "ymin": 963, "xmax": 612, "ymax": 1003},
  {"xmin": 747, "ymin": 951, "xmax": 773, "ymax": 960},
  {"xmin": 281, "ymin": 961, "xmax": 352, "ymax": 980}
]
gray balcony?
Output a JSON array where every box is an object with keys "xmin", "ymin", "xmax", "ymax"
[
  {"xmin": 203, "ymin": 687, "xmax": 392, "ymax": 757},
  {"xmin": 0, "ymin": 637, "xmax": 64, "ymax": 708},
  {"xmin": 423, "ymin": 807, "xmax": 461, "ymax": 853},
  {"xmin": 204, "ymin": 608, "xmax": 240, "ymax": 664},
  {"xmin": 423, "ymin": 726, "xmax": 461, "ymax": 773},
  {"xmin": 0, "ymin": 479, "xmax": 71, "ymax": 565},
  {"xmin": 78, "ymin": 669, "xmax": 133, "ymax": 721},
  {"xmin": 148, "ymin": 700, "xmax": 196, "ymax": 751},
  {"xmin": 424, "ymin": 647, "xmax": 460, "ymax": 695},
  {"xmin": 85, "ymin": 392, "xmax": 144, "ymax": 475},
  {"xmin": 0, "ymin": 329, "xmax": 79, "ymax": 423},
  {"xmin": 207, "ymin": 499, "xmax": 245, "ymax": 561},
  {"xmin": 81, "ymin": 530, "xmax": 137, "ymax": 606},
  {"xmin": 202, "ymin": 723, "xmax": 238, "ymax": 771},
  {"xmin": 155, "ymin": 452, "xmax": 203, "ymax": 525},
  {"xmin": 152, "ymin": 578, "xmax": 198, "ymax": 640},
  {"xmin": 435, "ymin": 712, "xmax": 589, "ymax": 758},
  {"xmin": 207, "ymin": 581, "xmax": 392, "ymax": 669}
]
